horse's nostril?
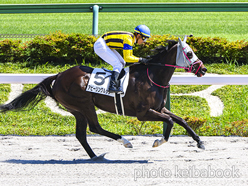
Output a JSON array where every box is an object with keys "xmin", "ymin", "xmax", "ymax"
[{"xmin": 203, "ymin": 68, "xmax": 207, "ymax": 72}]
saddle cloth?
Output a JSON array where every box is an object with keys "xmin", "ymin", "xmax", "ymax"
[{"xmin": 86, "ymin": 67, "xmax": 129, "ymax": 97}]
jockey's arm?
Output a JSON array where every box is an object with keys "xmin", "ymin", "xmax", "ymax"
[
  {"xmin": 122, "ymin": 36, "xmax": 140, "ymax": 63},
  {"xmin": 123, "ymin": 48, "xmax": 140, "ymax": 63}
]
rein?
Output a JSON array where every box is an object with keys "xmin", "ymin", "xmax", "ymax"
[
  {"xmin": 147, "ymin": 68, "xmax": 169, "ymax": 89},
  {"xmin": 143, "ymin": 40, "xmax": 203, "ymax": 89},
  {"xmin": 146, "ymin": 60, "xmax": 203, "ymax": 89}
]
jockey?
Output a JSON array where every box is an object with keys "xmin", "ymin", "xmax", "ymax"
[{"xmin": 94, "ymin": 24, "xmax": 151, "ymax": 94}]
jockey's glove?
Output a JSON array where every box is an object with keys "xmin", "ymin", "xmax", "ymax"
[{"xmin": 139, "ymin": 57, "xmax": 150, "ymax": 65}]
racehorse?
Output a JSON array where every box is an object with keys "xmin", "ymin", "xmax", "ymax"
[{"xmin": 0, "ymin": 36, "xmax": 207, "ymax": 160}]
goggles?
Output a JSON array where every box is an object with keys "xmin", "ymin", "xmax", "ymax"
[{"xmin": 142, "ymin": 35, "xmax": 148, "ymax": 42}]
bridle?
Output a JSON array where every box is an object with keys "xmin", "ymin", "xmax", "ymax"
[
  {"xmin": 146, "ymin": 40, "xmax": 203, "ymax": 89},
  {"xmin": 146, "ymin": 61, "xmax": 202, "ymax": 89},
  {"xmin": 147, "ymin": 63, "xmax": 198, "ymax": 89},
  {"xmin": 164, "ymin": 60, "xmax": 203, "ymax": 74}
]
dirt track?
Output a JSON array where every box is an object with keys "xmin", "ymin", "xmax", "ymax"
[{"xmin": 0, "ymin": 135, "xmax": 247, "ymax": 186}]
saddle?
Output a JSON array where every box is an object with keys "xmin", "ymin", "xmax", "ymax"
[
  {"xmin": 85, "ymin": 67, "xmax": 129, "ymax": 116},
  {"xmin": 86, "ymin": 67, "xmax": 129, "ymax": 98}
]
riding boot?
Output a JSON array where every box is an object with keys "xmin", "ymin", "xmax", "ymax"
[{"xmin": 109, "ymin": 71, "xmax": 123, "ymax": 94}]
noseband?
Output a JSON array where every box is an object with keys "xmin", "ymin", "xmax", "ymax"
[
  {"xmin": 164, "ymin": 60, "xmax": 203, "ymax": 75},
  {"xmin": 146, "ymin": 60, "xmax": 203, "ymax": 89}
]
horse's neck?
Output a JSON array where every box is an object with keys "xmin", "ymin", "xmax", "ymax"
[
  {"xmin": 151, "ymin": 44, "xmax": 177, "ymax": 86},
  {"xmin": 151, "ymin": 65, "xmax": 175, "ymax": 87}
]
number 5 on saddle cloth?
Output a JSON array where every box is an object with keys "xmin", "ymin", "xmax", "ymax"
[{"xmin": 86, "ymin": 67, "xmax": 129, "ymax": 116}]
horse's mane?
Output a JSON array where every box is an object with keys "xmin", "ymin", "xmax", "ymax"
[{"xmin": 148, "ymin": 40, "xmax": 178, "ymax": 63}]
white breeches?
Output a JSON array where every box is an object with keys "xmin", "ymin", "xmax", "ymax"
[{"xmin": 94, "ymin": 37, "xmax": 126, "ymax": 73}]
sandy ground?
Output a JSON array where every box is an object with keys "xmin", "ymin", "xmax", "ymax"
[{"xmin": 0, "ymin": 135, "xmax": 247, "ymax": 186}]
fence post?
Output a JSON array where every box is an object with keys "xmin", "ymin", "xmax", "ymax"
[
  {"xmin": 163, "ymin": 86, "xmax": 171, "ymax": 137},
  {"xmin": 92, "ymin": 5, "xmax": 99, "ymax": 36}
]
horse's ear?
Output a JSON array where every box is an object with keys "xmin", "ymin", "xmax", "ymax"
[
  {"xmin": 183, "ymin": 35, "xmax": 187, "ymax": 42},
  {"xmin": 178, "ymin": 37, "xmax": 183, "ymax": 46},
  {"xmin": 165, "ymin": 40, "xmax": 178, "ymax": 50}
]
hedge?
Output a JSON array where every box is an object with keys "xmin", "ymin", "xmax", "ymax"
[{"xmin": 0, "ymin": 31, "xmax": 247, "ymax": 64}]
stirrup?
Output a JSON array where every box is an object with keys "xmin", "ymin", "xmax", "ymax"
[
  {"xmin": 101, "ymin": 67, "xmax": 112, "ymax": 73},
  {"xmin": 109, "ymin": 82, "xmax": 123, "ymax": 94},
  {"xmin": 109, "ymin": 87, "xmax": 123, "ymax": 94}
]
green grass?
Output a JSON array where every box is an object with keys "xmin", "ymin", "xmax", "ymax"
[
  {"xmin": 0, "ymin": 84, "xmax": 10, "ymax": 103},
  {"xmin": 0, "ymin": 61, "xmax": 82, "ymax": 74},
  {"xmin": 0, "ymin": 84, "xmax": 76, "ymax": 135},
  {"xmin": 1, "ymin": 61, "xmax": 248, "ymax": 74},
  {"xmin": 206, "ymin": 63, "xmax": 248, "ymax": 74},
  {"xmin": 1, "ymin": 0, "xmax": 248, "ymax": 41},
  {"xmin": 1, "ymin": 12, "xmax": 247, "ymax": 41},
  {"xmin": 0, "ymin": 62, "xmax": 247, "ymax": 136},
  {"xmin": 171, "ymin": 85, "xmax": 210, "ymax": 94},
  {"xmin": 2, "ymin": 0, "xmax": 248, "ymax": 3}
]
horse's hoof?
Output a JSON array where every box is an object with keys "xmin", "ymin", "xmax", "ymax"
[
  {"xmin": 152, "ymin": 139, "xmax": 160, "ymax": 147},
  {"xmin": 124, "ymin": 142, "xmax": 133, "ymax": 148},
  {"xmin": 197, "ymin": 142, "xmax": 205, "ymax": 150},
  {"xmin": 152, "ymin": 138, "xmax": 166, "ymax": 148},
  {"xmin": 91, "ymin": 153, "xmax": 108, "ymax": 161},
  {"xmin": 117, "ymin": 136, "xmax": 133, "ymax": 148}
]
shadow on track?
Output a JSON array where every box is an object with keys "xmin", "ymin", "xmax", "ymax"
[{"xmin": 3, "ymin": 159, "xmax": 149, "ymax": 164}]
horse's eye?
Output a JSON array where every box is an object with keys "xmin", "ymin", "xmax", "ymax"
[{"xmin": 187, "ymin": 51, "xmax": 193, "ymax": 59}]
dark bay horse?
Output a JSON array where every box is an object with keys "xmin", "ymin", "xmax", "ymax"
[{"xmin": 0, "ymin": 36, "xmax": 207, "ymax": 159}]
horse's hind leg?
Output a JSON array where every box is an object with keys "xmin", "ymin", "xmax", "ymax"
[
  {"xmin": 72, "ymin": 111, "xmax": 96, "ymax": 158},
  {"xmin": 86, "ymin": 105, "xmax": 133, "ymax": 148},
  {"xmin": 161, "ymin": 107, "xmax": 205, "ymax": 150}
]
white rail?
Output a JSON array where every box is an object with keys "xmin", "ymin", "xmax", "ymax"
[
  {"xmin": 0, "ymin": 74, "xmax": 56, "ymax": 84},
  {"xmin": 1, "ymin": 73, "xmax": 248, "ymax": 85},
  {"xmin": 170, "ymin": 74, "xmax": 248, "ymax": 85}
]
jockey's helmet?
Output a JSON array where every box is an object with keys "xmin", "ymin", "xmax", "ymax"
[{"xmin": 134, "ymin": 25, "xmax": 151, "ymax": 38}]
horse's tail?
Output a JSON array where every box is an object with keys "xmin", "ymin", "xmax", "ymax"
[{"xmin": 0, "ymin": 74, "xmax": 58, "ymax": 113}]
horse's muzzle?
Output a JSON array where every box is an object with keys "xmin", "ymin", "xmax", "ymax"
[
  {"xmin": 197, "ymin": 66, "xmax": 207, "ymax": 77},
  {"xmin": 202, "ymin": 67, "xmax": 207, "ymax": 74}
]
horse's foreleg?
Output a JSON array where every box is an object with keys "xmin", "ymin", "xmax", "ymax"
[
  {"xmin": 161, "ymin": 107, "xmax": 205, "ymax": 150},
  {"xmin": 137, "ymin": 109, "xmax": 174, "ymax": 147},
  {"xmin": 73, "ymin": 112, "xmax": 97, "ymax": 159},
  {"xmin": 117, "ymin": 137, "xmax": 133, "ymax": 148}
]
